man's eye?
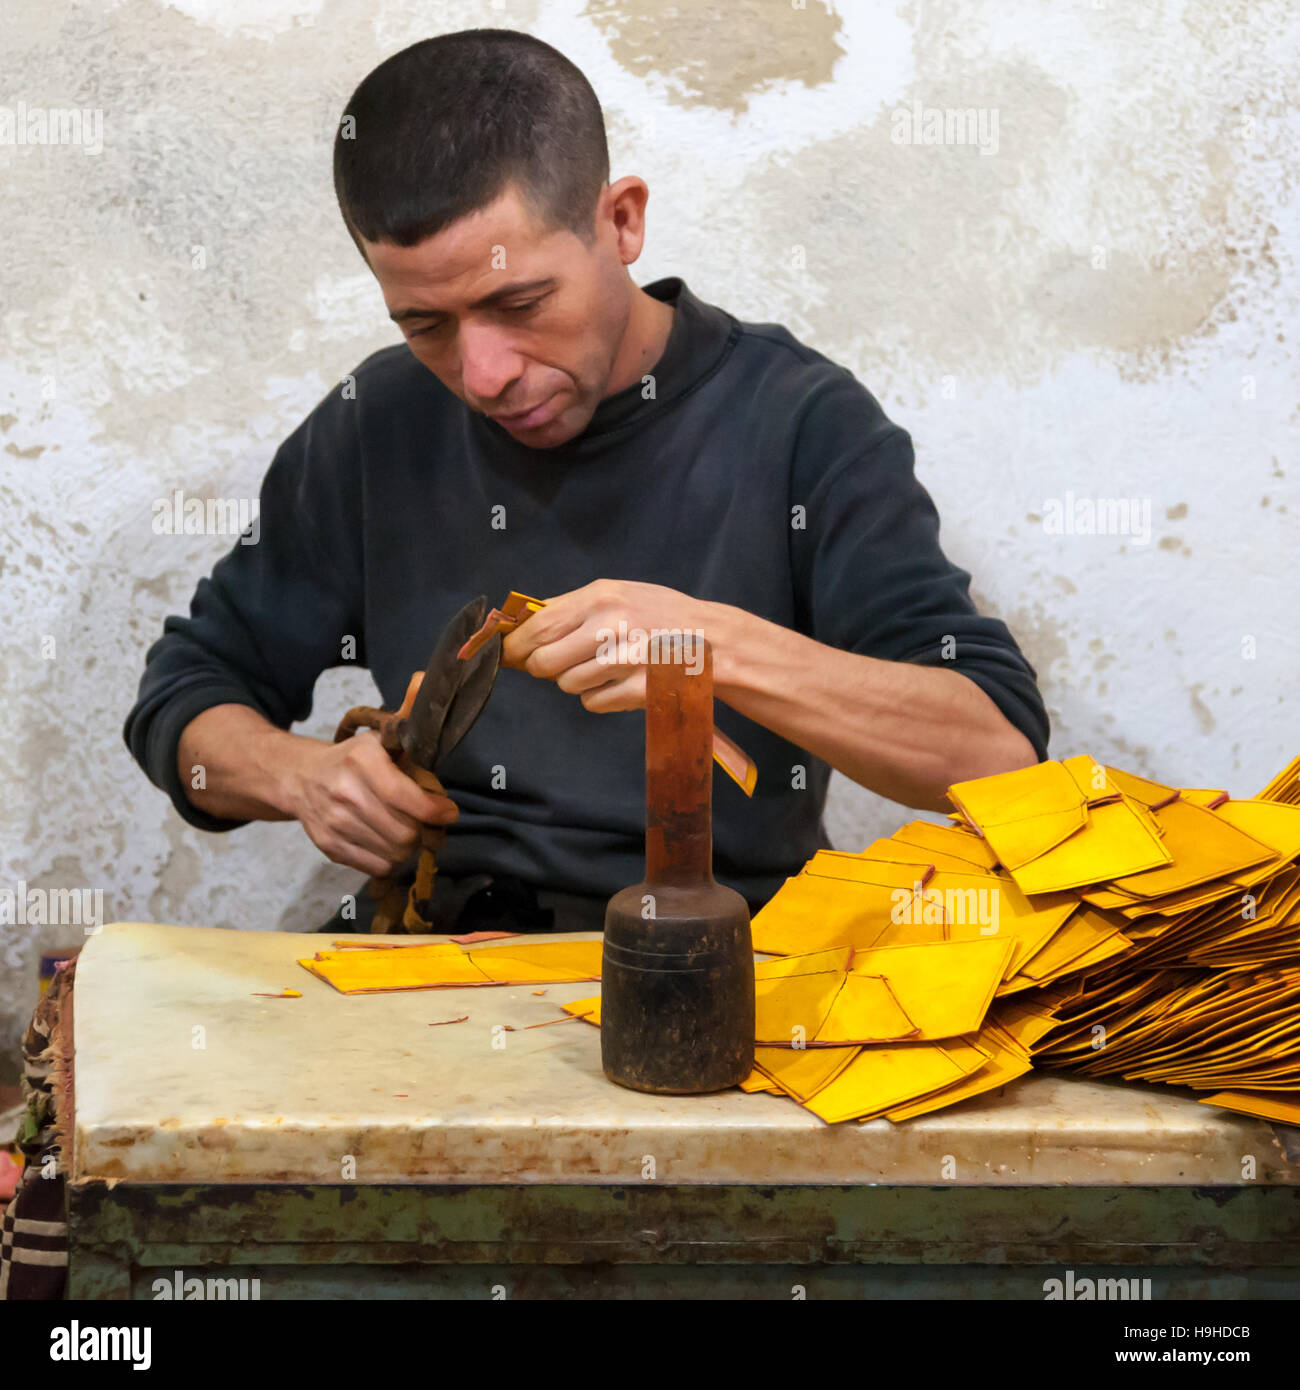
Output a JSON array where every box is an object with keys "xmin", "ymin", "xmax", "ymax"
[
  {"xmin": 408, "ymin": 321, "xmax": 445, "ymax": 339},
  {"xmin": 502, "ymin": 299, "xmax": 542, "ymax": 315}
]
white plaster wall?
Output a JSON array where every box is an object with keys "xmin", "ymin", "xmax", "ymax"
[{"xmin": 1, "ymin": 0, "xmax": 1296, "ymax": 1069}]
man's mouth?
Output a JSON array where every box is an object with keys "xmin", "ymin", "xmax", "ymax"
[{"xmin": 493, "ymin": 394, "xmax": 559, "ymax": 431}]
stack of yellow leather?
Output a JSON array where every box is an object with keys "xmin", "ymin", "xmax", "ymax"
[
  {"xmin": 562, "ymin": 937, "xmax": 1034, "ymax": 1122},
  {"xmin": 1022, "ymin": 756, "xmax": 1300, "ymax": 1124},
  {"xmin": 731, "ymin": 752, "xmax": 1300, "ymax": 1125}
]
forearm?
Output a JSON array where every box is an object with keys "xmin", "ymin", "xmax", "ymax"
[
  {"xmin": 707, "ymin": 604, "xmax": 1038, "ymax": 810},
  {"xmin": 177, "ymin": 704, "xmax": 322, "ymax": 822}
]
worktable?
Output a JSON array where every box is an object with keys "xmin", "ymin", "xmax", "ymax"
[{"xmin": 66, "ymin": 922, "xmax": 1300, "ymax": 1298}]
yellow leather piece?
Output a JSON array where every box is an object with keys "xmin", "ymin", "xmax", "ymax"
[
  {"xmin": 467, "ymin": 954, "xmax": 599, "ymax": 984},
  {"xmin": 1256, "ymin": 755, "xmax": 1300, "ymax": 804},
  {"xmin": 992, "ymin": 1001, "xmax": 1065, "ymax": 1051},
  {"xmin": 1213, "ymin": 799, "xmax": 1300, "ymax": 859},
  {"xmin": 869, "ymin": 868, "xmax": 1076, "ymax": 977},
  {"xmin": 467, "ymin": 940, "xmax": 603, "ymax": 978},
  {"xmin": 848, "ymin": 938, "xmax": 1013, "ymax": 1040},
  {"xmin": 1078, "ymin": 885, "xmax": 1145, "ymax": 910},
  {"xmin": 321, "ymin": 942, "xmax": 465, "ymax": 955},
  {"xmin": 998, "ymin": 916, "xmax": 1133, "ymax": 995},
  {"xmin": 314, "ymin": 939, "xmax": 464, "ymax": 961},
  {"xmin": 949, "ymin": 757, "xmax": 1173, "ymax": 894},
  {"xmin": 299, "ymin": 949, "xmax": 494, "ymax": 993},
  {"xmin": 753, "ymin": 971, "xmax": 845, "ymax": 1045},
  {"xmin": 753, "ymin": 1044, "xmax": 861, "ymax": 1102},
  {"xmin": 886, "ymin": 820, "xmax": 1001, "ymax": 871},
  {"xmin": 749, "ymin": 873, "xmax": 899, "ymax": 955},
  {"xmin": 302, "ymin": 939, "xmax": 603, "ymax": 994},
  {"xmin": 1012, "ymin": 907, "xmax": 1127, "ymax": 981},
  {"xmin": 813, "ymin": 973, "xmax": 917, "ymax": 1044},
  {"xmin": 854, "ymin": 840, "xmax": 990, "ymax": 875},
  {"xmin": 1180, "ymin": 787, "xmax": 1231, "ymax": 807},
  {"xmin": 1100, "ymin": 766, "xmax": 1179, "ymax": 808},
  {"xmin": 1203, "ymin": 1094, "xmax": 1300, "ymax": 1123},
  {"xmin": 883, "ymin": 1026, "xmax": 1032, "ymax": 1121},
  {"xmin": 862, "ymin": 912, "xmax": 948, "ymax": 947},
  {"xmin": 1034, "ymin": 927, "xmax": 1134, "ymax": 980},
  {"xmin": 562, "ymin": 994, "xmax": 601, "ymax": 1024},
  {"xmin": 753, "ymin": 947, "xmax": 853, "ymax": 979},
  {"xmin": 1009, "ymin": 794, "xmax": 1171, "ymax": 895},
  {"xmin": 803, "ymin": 855, "xmax": 962, "ymax": 891},
  {"xmin": 948, "ymin": 758, "xmax": 1089, "ymax": 868},
  {"xmin": 804, "ymin": 1038, "xmax": 990, "ymax": 1125},
  {"xmin": 1118, "ymin": 875, "xmax": 1249, "ymax": 919},
  {"xmin": 1105, "ymin": 797, "xmax": 1275, "ymax": 898}
]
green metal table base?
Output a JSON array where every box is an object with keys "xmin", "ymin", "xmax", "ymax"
[{"xmin": 67, "ymin": 1183, "xmax": 1300, "ymax": 1300}]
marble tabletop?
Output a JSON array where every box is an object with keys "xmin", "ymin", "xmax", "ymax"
[{"xmin": 70, "ymin": 922, "xmax": 1298, "ymax": 1187}]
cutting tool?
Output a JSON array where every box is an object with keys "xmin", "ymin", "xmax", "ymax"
[{"xmin": 333, "ymin": 595, "xmax": 502, "ymax": 932}]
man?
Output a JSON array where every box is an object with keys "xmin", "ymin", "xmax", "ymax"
[{"xmin": 124, "ymin": 29, "xmax": 1048, "ymax": 935}]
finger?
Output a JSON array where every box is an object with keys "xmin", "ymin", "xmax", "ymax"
[
  {"xmin": 523, "ymin": 626, "xmax": 609, "ymax": 682},
  {"xmin": 331, "ymin": 797, "xmax": 421, "ymax": 863},
  {"xmin": 347, "ymin": 739, "xmax": 459, "ymax": 827},
  {"xmin": 388, "ymin": 780, "xmax": 459, "ymax": 827},
  {"xmin": 321, "ymin": 837, "xmax": 400, "ymax": 878},
  {"xmin": 580, "ymin": 669, "xmax": 646, "ymax": 713},
  {"xmin": 503, "ymin": 594, "xmax": 588, "ymax": 667},
  {"xmin": 338, "ymin": 749, "xmax": 425, "ymax": 838},
  {"xmin": 554, "ymin": 653, "xmax": 626, "ymax": 694},
  {"xmin": 310, "ymin": 803, "xmax": 412, "ymax": 872},
  {"xmin": 366, "ymin": 763, "xmax": 459, "ymax": 829}
]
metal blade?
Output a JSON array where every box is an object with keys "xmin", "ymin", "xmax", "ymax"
[
  {"xmin": 435, "ymin": 633, "xmax": 501, "ymax": 765},
  {"xmin": 401, "ymin": 596, "xmax": 490, "ymax": 769}
]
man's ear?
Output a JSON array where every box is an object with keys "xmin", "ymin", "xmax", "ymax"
[{"xmin": 602, "ymin": 176, "xmax": 651, "ymax": 265}]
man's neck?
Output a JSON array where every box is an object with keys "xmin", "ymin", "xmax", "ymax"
[{"xmin": 604, "ymin": 285, "xmax": 675, "ymax": 398}]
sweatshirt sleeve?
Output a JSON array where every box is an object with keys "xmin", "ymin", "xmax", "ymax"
[
  {"xmin": 789, "ymin": 375, "xmax": 1050, "ymax": 763},
  {"xmin": 123, "ymin": 390, "xmax": 366, "ymax": 831}
]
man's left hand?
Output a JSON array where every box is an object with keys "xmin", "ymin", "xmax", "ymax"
[{"xmin": 501, "ymin": 578, "xmax": 720, "ymax": 712}]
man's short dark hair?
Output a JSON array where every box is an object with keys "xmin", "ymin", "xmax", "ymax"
[{"xmin": 334, "ymin": 29, "xmax": 610, "ymax": 253}]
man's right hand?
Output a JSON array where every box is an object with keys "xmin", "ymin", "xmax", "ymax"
[
  {"xmin": 288, "ymin": 730, "xmax": 459, "ymax": 876},
  {"xmin": 177, "ymin": 704, "xmax": 458, "ymax": 875}
]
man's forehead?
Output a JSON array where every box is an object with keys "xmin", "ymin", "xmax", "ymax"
[{"xmin": 363, "ymin": 188, "xmax": 569, "ymax": 299}]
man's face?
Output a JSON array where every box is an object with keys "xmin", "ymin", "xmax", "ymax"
[{"xmin": 361, "ymin": 186, "xmax": 632, "ymax": 448}]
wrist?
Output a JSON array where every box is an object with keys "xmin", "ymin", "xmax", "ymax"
[
  {"xmin": 253, "ymin": 727, "xmax": 325, "ymax": 820},
  {"xmin": 699, "ymin": 600, "xmax": 760, "ymax": 699},
  {"xmin": 705, "ymin": 601, "xmax": 828, "ymax": 714}
]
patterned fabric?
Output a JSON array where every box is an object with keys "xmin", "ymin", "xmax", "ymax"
[{"xmin": 1, "ymin": 958, "xmax": 74, "ymax": 1300}]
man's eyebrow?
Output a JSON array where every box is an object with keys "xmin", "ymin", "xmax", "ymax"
[{"xmin": 389, "ymin": 278, "xmax": 558, "ymax": 324}]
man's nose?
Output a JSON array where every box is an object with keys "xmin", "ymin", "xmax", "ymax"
[{"xmin": 459, "ymin": 325, "xmax": 526, "ymax": 407}]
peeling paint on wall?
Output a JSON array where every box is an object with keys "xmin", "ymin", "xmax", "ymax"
[{"xmin": 585, "ymin": 0, "xmax": 846, "ymax": 113}]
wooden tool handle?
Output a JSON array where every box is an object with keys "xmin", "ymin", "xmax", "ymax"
[{"xmin": 335, "ymin": 676, "xmax": 448, "ymax": 933}]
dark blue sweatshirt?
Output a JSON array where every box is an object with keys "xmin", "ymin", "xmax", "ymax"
[{"xmin": 123, "ymin": 277, "xmax": 1049, "ymax": 914}]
